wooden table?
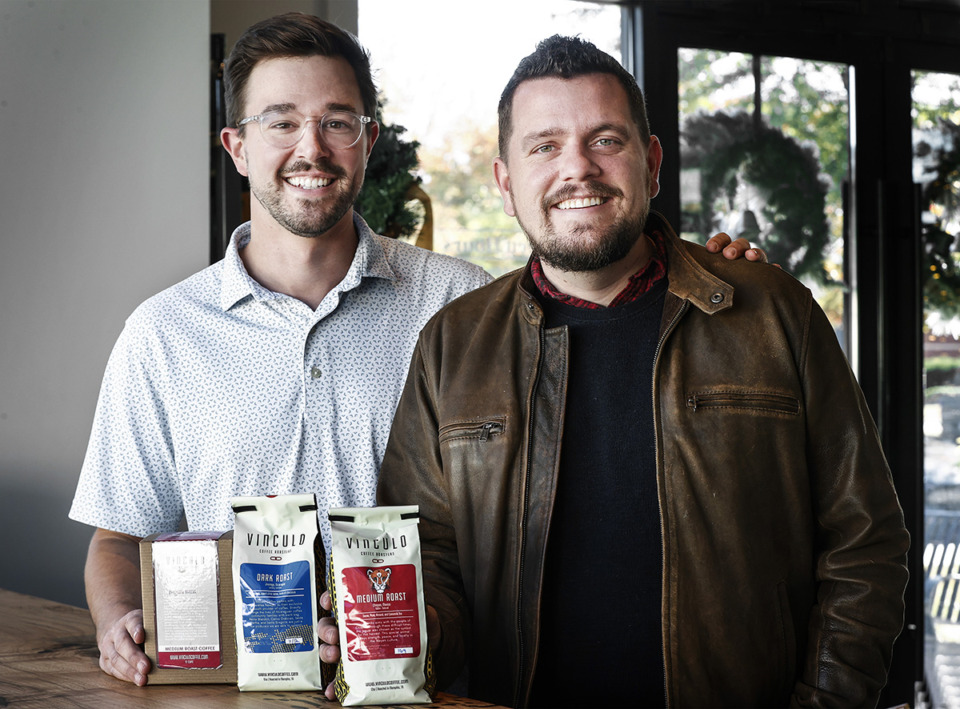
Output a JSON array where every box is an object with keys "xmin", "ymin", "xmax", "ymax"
[{"xmin": 0, "ymin": 589, "xmax": 499, "ymax": 708}]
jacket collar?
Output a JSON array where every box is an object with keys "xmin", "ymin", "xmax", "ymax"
[
  {"xmin": 652, "ymin": 211, "xmax": 734, "ymax": 315},
  {"xmin": 515, "ymin": 211, "xmax": 734, "ymax": 317}
]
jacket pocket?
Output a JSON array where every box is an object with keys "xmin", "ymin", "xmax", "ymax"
[
  {"xmin": 685, "ymin": 390, "xmax": 800, "ymax": 416},
  {"xmin": 439, "ymin": 417, "xmax": 506, "ymax": 443}
]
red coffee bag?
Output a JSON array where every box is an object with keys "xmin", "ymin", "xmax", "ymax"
[{"xmin": 328, "ymin": 505, "xmax": 435, "ymax": 705}]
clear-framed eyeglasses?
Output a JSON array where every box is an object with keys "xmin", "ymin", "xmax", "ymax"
[{"xmin": 237, "ymin": 110, "xmax": 373, "ymax": 150}]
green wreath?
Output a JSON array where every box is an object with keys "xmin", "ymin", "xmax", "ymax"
[{"xmin": 681, "ymin": 112, "xmax": 832, "ymax": 283}]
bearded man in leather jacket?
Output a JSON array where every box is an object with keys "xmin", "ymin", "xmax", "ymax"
[{"xmin": 358, "ymin": 36, "xmax": 907, "ymax": 708}]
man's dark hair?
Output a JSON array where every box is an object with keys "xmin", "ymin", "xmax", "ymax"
[
  {"xmin": 224, "ymin": 12, "xmax": 377, "ymax": 129},
  {"xmin": 497, "ymin": 35, "xmax": 650, "ymax": 159}
]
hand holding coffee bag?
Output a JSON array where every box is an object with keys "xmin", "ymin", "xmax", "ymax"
[{"xmin": 328, "ymin": 505, "xmax": 435, "ymax": 705}]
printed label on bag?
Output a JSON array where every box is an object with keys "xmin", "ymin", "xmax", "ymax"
[
  {"xmin": 239, "ymin": 560, "xmax": 314, "ymax": 653},
  {"xmin": 153, "ymin": 539, "xmax": 222, "ymax": 669},
  {"xmin": 341, "ymin": 564, "xmax": 421, "ymax": 661}
]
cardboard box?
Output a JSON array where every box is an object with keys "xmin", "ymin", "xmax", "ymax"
[{"xmin": 140, "ymin": 531, "xmax": 237, "ymax": 684}]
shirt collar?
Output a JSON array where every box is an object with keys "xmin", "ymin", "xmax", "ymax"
[
  {"xmin": 530, "ymin": 231, "xmax": 668, "ymax": 310},
  {"xmin": 219, "ymin": 214, "xmax": 397, "ymax": 311}
]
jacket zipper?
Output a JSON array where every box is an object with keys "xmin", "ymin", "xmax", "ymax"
[
  {"xmin": 686, "ymin": 391, "xmax": 799, "ymax": 414},
  {"xmin": 651, "ymin": 299, "xmax": 689, "ymax": 708},
  {"xmin": 479, "ymin": 421, "xmax": 503, "ymax": 441},
  {"xmin": 438, "ymin": 420, "xmax": 505, "ymax": 442},
  {"xmin": 514, "ymin": 307, "xmax": 545, "ymax": 709}
]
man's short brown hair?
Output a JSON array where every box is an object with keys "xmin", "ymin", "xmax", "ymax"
[
  {"xmin": 497, "ymin": 35, "xmax": 650, "ymax": 160},
  {"xmin": 224, "ymin": 12, "xmax": 377, "ymax": 129}
]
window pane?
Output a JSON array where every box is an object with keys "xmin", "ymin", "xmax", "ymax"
[
  {"xmin": 678, "ymin": 48, "xmax": 754, "ymax": 115},
  {"xmin": 678, "ymin": 49, "xmax": 849, "ymax": 346},
  {"xmin": 917, "ymin": 69, "xmax": 960, "ymax": 709},
  {"xmin": 358, "ymin": 0, "xmax": 621, "ymax": 275}
]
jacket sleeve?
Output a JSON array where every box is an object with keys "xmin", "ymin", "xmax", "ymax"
[
  {"xmin": 377, "ymin": 336, "xmax": 469, "ymax": 689},
  {"xmin": 792, "ymin": 299, "xmax": 910, "ymax": 707}
]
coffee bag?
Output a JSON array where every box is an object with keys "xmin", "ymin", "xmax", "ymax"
[
  {"xmin": 231, "ymin": 494, "xmax": 322, "ymax": 691},
  {"xmin": 328, "ymin": 505, "xmax": 435, "ymax": 705}
]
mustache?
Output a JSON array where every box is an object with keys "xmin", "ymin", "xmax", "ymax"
[
  {"xmin": 542, "ymin": 181, "xmax": 624, "ymax": 211},
  {"xmin": 281, "ymin": 159, "xmax": 347, "ymax": 179}
]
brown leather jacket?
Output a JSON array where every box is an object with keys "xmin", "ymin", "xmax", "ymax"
[{"xmin": 378, "ymin": 213, "xmax": 909, "ymax": 708}]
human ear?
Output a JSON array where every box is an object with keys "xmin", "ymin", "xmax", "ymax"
[
  {"xmin": 363, "ymin": 120, "xmax": 380, "ymax": 164},
  {"xmin": 220, "ymin": 127, "xmax": 249, "ymax": 177},
  {"xmin": 647, "ymin": 135, "xmax": 663, "ymax": 199},
  {"xmin": 492, "ymin": 156, "xmax": 516, "ymax": 218}
]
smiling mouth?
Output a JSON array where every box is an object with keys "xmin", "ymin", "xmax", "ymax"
[
  {"xmin": 285, "ymin": 175, "xmax": 333, "ymax": 190},
  {"xmin": 555, "ymin": 196, "xmax": 607, "ymax": 210}
]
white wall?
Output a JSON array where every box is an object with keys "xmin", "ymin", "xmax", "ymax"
[
  {"xmin": 0, "ymin": 0, "xmax": 359, "ymax": 609},
  {"xmin": 0, "ymin": 0, "xmax": 210, "ymax": 606}
]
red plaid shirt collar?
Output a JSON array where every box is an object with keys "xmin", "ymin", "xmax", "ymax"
[{"xmin": 530, "ymin": 232, "xmax": 667, "ymax": 309}]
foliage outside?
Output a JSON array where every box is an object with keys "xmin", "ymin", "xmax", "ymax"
[
  {"xmin": 418, "ymin": 122, "xmax": 528, "ymax": 275},
  {"xmin": 678, "ymin": 49, "xmax": 849, "ymax": 330},
  {"xmin": 915, "ymin": 72, "xmax": 960, "ymax": 323},
  {"xmin": 355, "ymin": 102, "xmax": 423, "ymax": 240}
]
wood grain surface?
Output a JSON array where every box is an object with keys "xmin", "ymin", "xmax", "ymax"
[{"xmin": 0, "ymin": 588, "xmax": 500, "ymax": 709}]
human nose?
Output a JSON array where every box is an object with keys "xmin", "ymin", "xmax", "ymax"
[
  {"xmin": 558, "ymin": 143, "xmax": 600, "ymax": 181},
  {"xmin": 294, "ymin": 117, "xmax": 331, "ymax": 157}
]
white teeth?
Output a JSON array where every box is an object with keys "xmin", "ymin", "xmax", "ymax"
[
  {"xmin": 556, "ymin": 196, "xmax": 604, "ymax": 210},
  {"xmin": 286, "ymin": 176, "xmax": 332, "ymax": 189}
]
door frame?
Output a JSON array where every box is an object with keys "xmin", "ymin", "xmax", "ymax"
[{"xmin": 626, "ymin": 0, "xmax": 960, "ymax": 701}]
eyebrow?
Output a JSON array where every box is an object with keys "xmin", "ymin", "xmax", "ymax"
[
  {"xmin": 258, "ymin": 102, "xmax": 361, "ymax": 116},
  {"xmin": 591, "ymin": 122, "xmax": 631, "ymax": 138},
  {"xmin": 520, "ymin": 127, "xmax": 565, "ymax": 151},
  {"xmin": 519, "ymin": 122, "xmax": 632, "ymax": 150},
  {"xmin": 326, "ymin": 102, "xmax": 361, "ymax": 114},
  {"xmin": 259, "ymin": 102, "xmax": 296, "ymax": 115}
]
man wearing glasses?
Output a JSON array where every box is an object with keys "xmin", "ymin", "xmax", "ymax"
[
  {"xmin": 68, "ymin": 13, "xmax": 490, "ymax": 686},
  {"xmin": 68, "ymin": 13, "xmax": 758, "ymax": 687}
]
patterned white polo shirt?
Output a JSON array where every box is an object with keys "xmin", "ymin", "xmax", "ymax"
[{"xmin": 69, "ymin": 216, "xmax": 491, "ymax": 548}]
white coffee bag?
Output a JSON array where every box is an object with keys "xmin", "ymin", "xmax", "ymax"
[
  {"xmin": 231, "ymin": 494, "xmax": 322, "ymax": 691},
  {"xmin": 328, "ymin": 505, "xmax": 435, "ymax": 705}
]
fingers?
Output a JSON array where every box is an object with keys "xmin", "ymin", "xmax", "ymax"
[
  {"xmin": 124, "ymin": 610, "xmax": 146, "ymax": 645},
  {"xmin": 706, "ymin": 231, "xmax": 767, "ymax": 263},
  {"xmin": 721, "ymin": 237, "xmax": 753, "ymax": 261},
  {"xmin": 317, "ymin": 614, "xmax": 341, "ymax": 666},
  {"xmin": 705, "ymin": 232, "xmax": 732, "ymax": 254},
  {"xmin": 317, "ymin": 616, "xmax": 340, "ymax": 648},
  {"xmin": 98, "ymin": 609, "xmax": 150, "ymax": 686},
  {"xmin": 317, "ymin": 596, "xmax": 340, "ymax": 700},
  {"xmin": 708, "ymin": 233, "xmax": 769, "ymax": 263}
]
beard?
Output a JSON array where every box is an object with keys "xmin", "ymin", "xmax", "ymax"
[
  {"xmin": 250, "ymin": 158, "xmax": 360, "ymax": 238},
  {"xmin": 515, "ymin": 181, "xmax": 650, "ymax": 273}
]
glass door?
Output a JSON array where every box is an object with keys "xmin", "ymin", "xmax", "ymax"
[{"xmin": 918, "ymin": 69, "xmax": 960, "ymax": 709}]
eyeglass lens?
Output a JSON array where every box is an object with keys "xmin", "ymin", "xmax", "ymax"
[{"xmin": 257, "ymin": 111, "xmax": 366, "ymax": 149}]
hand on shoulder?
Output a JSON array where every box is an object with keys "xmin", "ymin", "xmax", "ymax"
[{"xmin": 706, "ymin": 232, "xmax": 770, "ymax": 264}]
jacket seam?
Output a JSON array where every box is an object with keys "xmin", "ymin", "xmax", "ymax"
[{"xmin": 515, "ymin": 305, "xmax": 542, "ymax": 709}]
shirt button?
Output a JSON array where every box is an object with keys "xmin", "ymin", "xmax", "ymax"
[{"xmin": 310, "ymin": 366, "xmax": 321, "ymax": 380}]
